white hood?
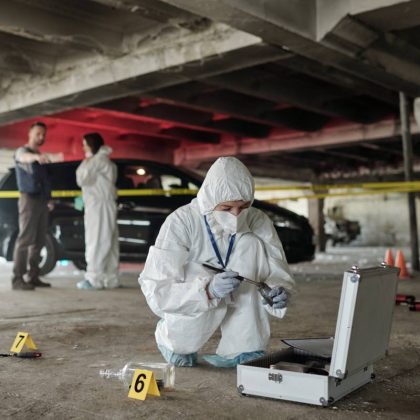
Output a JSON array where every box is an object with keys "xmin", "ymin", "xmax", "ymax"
[
  {"xmin": 96, "ymin": 145, "xmax": 113, "ymax": 157},
  {"xmin": 197, "ymin": 157, "xmax": 255, "ymax": 215}
]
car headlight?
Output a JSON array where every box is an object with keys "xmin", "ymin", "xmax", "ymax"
[{"xmin": 264, "ymin": 209, "xmax": 300, "ymax": 230}]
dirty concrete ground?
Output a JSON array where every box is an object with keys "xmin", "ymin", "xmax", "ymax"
[{"xmin": 0, "ymin": 247, "xmax": 419, "ymax": 419}]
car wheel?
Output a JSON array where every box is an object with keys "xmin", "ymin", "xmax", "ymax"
[
  {"xmin": 39, "ymin": 234, "xmax": 58, "ymax": 276},
  {"xmin": 73, "ymin": 259, "xmax": 87, "ymax": 271}
]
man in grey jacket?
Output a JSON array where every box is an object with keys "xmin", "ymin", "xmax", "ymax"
[{"xmin": 12, "ymin": 122, "xmax": 55, "ymax": 290}]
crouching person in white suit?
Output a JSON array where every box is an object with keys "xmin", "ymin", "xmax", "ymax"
[{"xmin": 139, "ymin": 157, "xmax": 294, "ymax": 367}]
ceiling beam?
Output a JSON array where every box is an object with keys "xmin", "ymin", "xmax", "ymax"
[
  {"xmin": 361, "ymin": 142, "xmax": 403, "ymax": 157},
  {"xmin": 262, "ymin": 153, "xmax": 328, "ymax": 171},
  {"xmin": 325, "ymin": 15, "xmax": 420, "ymax": 87},
  {"xmin": 174, "ymin": 118, "xmax": 420, "ymax": 165},
  {"xmin": 211, "ymin": 118, "xmax": 271, "ymax": 138},
  {"xmin": 261, "ymin": 108, "xmax": 331, "ymax": 132},
  {"xmin": 46, "ymin": 108, "xmax": 219, "ymax": 143},
  {"xmin": 196, "ymin": 158, "xmax": 316, "ymax": 182},
  {"xmin": 0, "ymin": 32, "xmax": 56, "ymax": 75},
  {"xmin": 204, "ymin": 67, "xmax": 378, "ymax": 123},
  {"xmin": 0, "ymin": 1, "xmax": 123, "ymax": 52},
  {"xmin": 161, "ymin": 0, "xmax": 420, "ymax": 95},
  {"xmin": 99, "ymin": 100, "xmax": 272, "ymax": 138},
  {"xmin": 289, "ymin": 150, "xmax": 356, "ymax": 171},
  {"xmin": 0, "ymin": 24, "xmax": 267, "ymax": 125},
  {"xmin": 314, "ymin": 148, "xmax": 371, "ymax": 163},
  {"xmin": 162, "ymin": 126, "xmax": 219, "ymax": 143},
  {"xmin": 148, "ymin": 82, "xmax": 279, "ymax": 125},
  {"xmin": 89, "ymin": 0, "xmax": 197, "ymax": 23},
  {"xmin": 272, "ymin": 55, "xmax": 398, "ymax": 106},
  {"xmin": 138, "ymin": 103, "xmax": 213, "ymax": 126},
  {"xmin": 148, "ymin": 83, "xmax": 332, "ymax": 132},
  {"xmin": 356, "ymin": 0, "xmax": 420, "ymax": 32}
]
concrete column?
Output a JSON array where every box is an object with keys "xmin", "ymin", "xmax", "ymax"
[
  {"xmin": 399, "ymin": 91, "xmax": 419, "ymax": 271},
  {"xmin": 308, "ymin": 197, "xmax": 326, "ymax": 252}
]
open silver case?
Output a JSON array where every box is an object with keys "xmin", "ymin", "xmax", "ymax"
[{"xmin": 237, "ymin": 264, "xmax": 399, "ymax": 406}]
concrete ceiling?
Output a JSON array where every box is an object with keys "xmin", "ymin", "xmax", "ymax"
[{"xmin": 1, "ymin": 0, "xmax": 420, "ymax": 181}]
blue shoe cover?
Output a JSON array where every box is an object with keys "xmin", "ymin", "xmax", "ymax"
[
  {"xmin": 157, "ymin": 344, "xmax": 197, "ymax": 367},
  {"xmin": 202, "ymin": 351, "xmax": 265, "ymax": 368},
  {"xmin": 77, "ymin": 280, "xmax": 94, "ymax": 290},
  {"xmin": 236, "ymin": 351, "xmax": 265, "ymax": 364}
]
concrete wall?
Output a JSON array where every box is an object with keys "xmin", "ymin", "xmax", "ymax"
[
  {"xmin": 254, "ymin": 178, "xmax": 309, "ymax": 216},
  {"xmin": 324, "ymin": 193, "xmax": 418, "ymax": 246},
  {"xmin": 0, "ymin": 148, "xmax": 15, "ymax": 178},
  {"xmin": 258, "ymin": 184, "xmax": 419, "ymax": 247}
]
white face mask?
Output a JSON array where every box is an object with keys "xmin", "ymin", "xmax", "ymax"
[{"xmin": 213, "ymin": 209, "xmax": 249, "ymax": 234}]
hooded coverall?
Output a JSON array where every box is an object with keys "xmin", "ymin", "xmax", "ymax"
[
  {"xmin": 139, "ymin": 157, "xmax": 294, "ymax": 359},
  {"xmin": 76, "ymin": 146, "xmax": 119, "ymax": 288}
]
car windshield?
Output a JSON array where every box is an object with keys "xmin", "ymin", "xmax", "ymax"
[
  {"xmin": 117, "ymin": 165, "xmax": 200, "ymax": 191},
  {"xmin": 50, "ymin": 164, "xmax": 79, "ymax": 190},
  {"xmin": 0, "ymin": 171, "xmax": 17, "ymax": 190}
]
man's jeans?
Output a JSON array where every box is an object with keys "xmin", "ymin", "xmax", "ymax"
[{"xmin": 12, "ymin": 193, "xmax": 48, "ymax": 283}]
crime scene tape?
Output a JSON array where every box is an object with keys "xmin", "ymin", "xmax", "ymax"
[
  {"xmin": 0, "ymin": 189, "xmax": 197, "ymax": 199},
  {"xmin": 268, "ymin": 188, "xmax": 420, "ymax": 203},
  {"xmin": 255, "ymin": 181, "xmax": 420, "ymax": 192},
  {"xmin": 0, "ymin": 181, "xmax": 420, "ymax": 200},
  {"xmin": 262, "ymin": 181, "xmax": 420, "ymax": 202}
]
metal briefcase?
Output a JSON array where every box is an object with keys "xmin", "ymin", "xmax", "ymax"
[{"xmin": 237, "ymin": 264, "xmax": 399, "ymax": 406}]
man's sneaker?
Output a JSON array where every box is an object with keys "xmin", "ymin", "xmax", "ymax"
[
  {"xmin": 29, "ymin": 278, "xmax": 51, "ymax": 288},
  {"xmin": 12, "ymin": 279, "xmax": 35, "ymax": 291}
]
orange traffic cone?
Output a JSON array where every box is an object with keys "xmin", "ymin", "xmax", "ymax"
[
  {"xmin": 395, "ymin": 250, "xmax": 410, "ymax": 279},
  {"xmin": 385, "ymin": 248, "xmax": 394, "ymax": 266}
]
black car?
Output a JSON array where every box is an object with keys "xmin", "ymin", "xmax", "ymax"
[{"xmin": 0, "ymin": 159, "xmax": 315, "ymax": 274}]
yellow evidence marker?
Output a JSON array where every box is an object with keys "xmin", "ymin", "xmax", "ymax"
[
  {"xmin": 128, "ymin": 369, "xmax": 161, "ymax": 401},
  {"xmin": 10, "ymin": 332, "xmax": 38, "ymax": 354}
]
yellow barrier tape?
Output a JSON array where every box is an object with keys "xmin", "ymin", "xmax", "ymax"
[
  {"xmin": 0, "ymin": 191, "xmax": 20, "ymax": 198},
  {"xmin": 0, "ymin": 182, "xmax": 419, "ymax": 200},
  {"xmin": 269, "ymin": 187, "xmax": 420, "ymax": 202},
  {"xmin": 255, "ymin": 180, "xmax": 420, "ymax": 192},
  {"xmin": 118, "ymin": 188, "xmax": 197, "ymax": 197},
  {"xmin": 0, "ymin": 189, "xmax": 198, "ymax": 199}
]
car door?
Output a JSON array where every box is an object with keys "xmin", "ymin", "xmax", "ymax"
[
  {"xmin": 116, "ymin": 162, "xmax": 199, "ymax": 260},
  {"xmin": 0, "ymin": 170, "xmax": 19, "ymax": 260},
  {"xmin": 48, "ymin": 162, "xmax": 85, "ymax": 256},
  {"xmin": 116, "ymin": 163, "xmax": 168, "ymax": 259}
]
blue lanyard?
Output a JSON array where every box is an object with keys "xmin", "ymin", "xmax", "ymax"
[{"xmin": 204, "ymin": 215, "xmax": 236, "ymax": 268}]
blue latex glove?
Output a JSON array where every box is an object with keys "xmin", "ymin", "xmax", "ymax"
[
  {"xmin": 208, "ymin": 270, "xmax": 240, "ymax": 299},
  {"xmin": 74, "ymin": 195, "xmax": 84, "ymax": 211},
  {"xmin": 266, "ymin": 286, "xmax": 289, "ymax": 309}
]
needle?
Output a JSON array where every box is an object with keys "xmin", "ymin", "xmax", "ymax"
[{"xmin": 202, "ymin": 263, "xmax": 261, "ymax": 286}]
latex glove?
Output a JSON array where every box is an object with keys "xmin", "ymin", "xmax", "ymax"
[
  {"xmin": 208, "ymin": 270, "xmax": 240, "ymax": 299},
  {"xmin": 265, "ymin": 286, "xmax": 289, "ymax": 309}
]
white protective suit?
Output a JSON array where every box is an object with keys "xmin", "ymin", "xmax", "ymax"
[
  {"xmin": 139, "ymin": 157, "xmax": 294, "ymax": 358},
  {"xmin": 76, "ymin": 146, "xmax": 119, "ymax": 288}
]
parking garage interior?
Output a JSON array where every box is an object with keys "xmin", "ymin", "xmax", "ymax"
[{"xmin": 1, "ymin": 1, "xmax": 420, "ymax": 418}]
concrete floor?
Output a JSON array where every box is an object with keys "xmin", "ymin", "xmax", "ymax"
[{"xmin": 1, "ymin": 247, "xmax": 419, "ymax": 419}]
